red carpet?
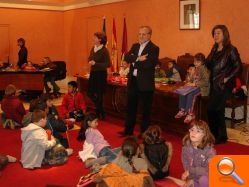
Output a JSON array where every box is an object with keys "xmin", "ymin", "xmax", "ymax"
[{"xmin": 0, "ymin": 113, "xmax": 249, "ymax": 186}]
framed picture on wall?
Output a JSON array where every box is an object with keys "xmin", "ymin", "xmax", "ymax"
[{"xmin": 180, "ymin": 0, "xmax": 200, "ymax": 30}]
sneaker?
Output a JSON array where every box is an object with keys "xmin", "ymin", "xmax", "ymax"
[
  {"xmin": 184, "ymin": 114, "xmax": 195, "ymax": 123},
  {"xmin": 66, "ymin": 148, "xmax": 73, "ymax": 156},
  {"xmin": 6, "ymin": 155, "xmax": 17, "ymax": 163},
  {"xmin": 175, "ymin": 110, "xmax": 187, "ymax": 119}
]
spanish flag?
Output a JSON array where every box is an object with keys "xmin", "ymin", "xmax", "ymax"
[
  {"xmin": 121, "ymin": 17, "xmax": 128, "ymax": 62},
  {"xmin": 111, "ymin": 18, "xmax": 118, "ymax": 72}
]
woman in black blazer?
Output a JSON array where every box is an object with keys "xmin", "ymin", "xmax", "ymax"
[
  {"xmin": 206, "ymin": 25, "xmax": 242, "ymax": 144},
  {"xmin": 87, "ymin": 32, "xmax": 110, "ymax": 119}
]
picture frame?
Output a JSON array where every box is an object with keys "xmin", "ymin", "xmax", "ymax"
[{"xmin": 180, "ymin": 0, "xmax": 200, "ymax": 30}]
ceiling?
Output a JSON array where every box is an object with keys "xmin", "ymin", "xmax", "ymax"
[
  {"xmin": 0, "ymin": 0, "xmax": 95, "ymax": 6},
  {"xmin": 0, "ymin": 0, "xmax": 126, "ymax": 10}
]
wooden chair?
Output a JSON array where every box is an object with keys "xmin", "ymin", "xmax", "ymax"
[
  {"xmin": 159, "ymin": 57, "xmax": 175, "ymax": 71},
  {"xmin": 226, "ymin": 63, "xmax": 249, "ymax": 128}
]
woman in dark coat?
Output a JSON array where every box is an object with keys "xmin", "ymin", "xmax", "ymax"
[
  {"xmin": 17, "ymin": 38, "xmax": 28, "ymax": 69},
  {"xmin": 87, "ymin": 32, "xmax": 110, "ymax": 119},
  {"xmin": 206, "ymin": 25, "xmax": 242, "ymax": 144}
]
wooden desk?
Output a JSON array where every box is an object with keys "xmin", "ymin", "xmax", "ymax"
[
  {"xmin": 76, "ymin": 75, "xmax": 202, "ymax": 135},
  {"xmin": 0, "ymin": 71, "xmax": 44, "ymax": 91}
]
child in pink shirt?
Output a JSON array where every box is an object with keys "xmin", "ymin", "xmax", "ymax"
[{"xmin": 77, "ymin": 114, "xmax": 117, "ymax": 163}]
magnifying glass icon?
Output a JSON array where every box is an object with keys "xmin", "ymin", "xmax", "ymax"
[{"xmin": 217, "ymin": 157, "xmax": 244, "ymax": 185}]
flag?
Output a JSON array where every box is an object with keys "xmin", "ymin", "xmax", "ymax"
[
  {"xmin": 111, "ymin": 18, "xmax": 118, "ymax": 72},
  {"xmin": 102, "ymin": 16, "xmax": 106, "ymax": 33},
  {"xmin": 121, "ymin": 17, "xmax": 128, "ymax": 65}
]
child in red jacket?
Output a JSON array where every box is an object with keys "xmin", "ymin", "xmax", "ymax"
[
  {"xmin": 1, "ymin": 84, "xmax": 26, "ymax": 128},
  {"xmin": 61, "ymin": 81, "xmax": 86, "ymax": 122}
]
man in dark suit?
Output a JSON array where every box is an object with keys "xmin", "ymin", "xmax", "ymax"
[{"xmin": 118, "ymin": 26, "xmax": 159, "ymax": 138}]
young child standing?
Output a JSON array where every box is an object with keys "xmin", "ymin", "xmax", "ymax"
[
  {"xmin": 141, "ymin": 125, "xmax": 173, "ymax": 180},
  {"xmin": 181, "ymin": 120, "xmax": 216, "ymax": 187},
  {"xmin": 77, "ymin": 114, "xmax": 117, "ymax": 164},
  {"xmin": 61, "ymin": 81, "xmax": 86, "ymax": 122},
  {"xmin": 1, "ymin": 84, "xmax": 26, "ymax": 128},
  {"xmin": 194, "ymin": 53, "xmax": 210, "ymax": 97}
]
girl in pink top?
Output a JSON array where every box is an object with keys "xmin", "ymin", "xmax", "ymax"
[{"xmin": 77, "ymin": 114, "xmax": 117, "ymax": 163}]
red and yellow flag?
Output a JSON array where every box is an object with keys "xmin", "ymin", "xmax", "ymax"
[
  {"xmin": 111, "ymin": 18, "xmax": 118, "ymax": 72},
  {"xmin": 121, "ymin": 17, "xmax": 128, "ymax": 62}
]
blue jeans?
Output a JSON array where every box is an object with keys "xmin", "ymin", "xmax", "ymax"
[
  {"xmin": 179, "ymin": 87, "xmax": 201, "ymax": 113},
  {"xmin": 99, "ymin": 146, "xmax": 118, "ymax": 163}
]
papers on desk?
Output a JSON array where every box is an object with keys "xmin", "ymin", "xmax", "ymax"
[{"xmin": 40, "ymin": 67, "xmax": 51, "ymax": 72}]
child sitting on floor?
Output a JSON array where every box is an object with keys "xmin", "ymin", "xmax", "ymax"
[
  {"xmin": 141, "ymin": 125, "xmax": 173, "ymax": 180},
  {"xmin": 181, "ymin": 120, "xmax": 216, "ymax": 187},
  {"xmin": 1, "ymin": 84, "xmax": 26, "ymax": 129},
  {"xmin": 21, "ymin": 110, "xmax": 72, "ymax": 169},
  {"xmin": 166, "ymin": 60, "xmax": 181, "ymax": 82},
  {"xmin": 113, "ymin": 136, "xmax": 148, "ymax": 173},
  {"xmin": 61, "ymin": 81, "xmax": 86, "ymax": 122},
  {"xmin": 40, "ymin": 94, "xmax": 69, "ymax": 148},
  {"xmin": 77, "ymin": 114, "xmax": 117, "ymax": 165},
  {"xmin": 90, "ymin": 136, "xmax": 154, "ymax": 187}
]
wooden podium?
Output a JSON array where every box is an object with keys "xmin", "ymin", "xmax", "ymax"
[{"xmin": 76, "ymin": 75, "xmax": 202, "ymax": 135}]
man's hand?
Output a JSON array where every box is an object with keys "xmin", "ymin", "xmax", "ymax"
[{"xmin": 138, "ymin": 54, "xmax": 148, "ymax": 62}]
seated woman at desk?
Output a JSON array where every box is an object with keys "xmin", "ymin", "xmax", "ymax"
[
  {"xmin": 119, "ymin": 61, "xmax": 130, "ymax": 78},
  {"xmin": 38, "ymin": 57, "xmax": 60, "ymax": 94},
  {"xmin": 166, "ymin": 60, "xmax": 181, "ymax": 82}
]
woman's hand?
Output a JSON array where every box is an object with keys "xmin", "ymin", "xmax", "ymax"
[
  {"xmin": 89, "ymin": 60, "xmax": 96, "ymax": 66},
  {"xmin": 181, "ymin": 170, "xmax": 189, "ymax": 180},
  {"xmin": 182, "ymin": 179, "xmax": 194, "ymax": 187}
]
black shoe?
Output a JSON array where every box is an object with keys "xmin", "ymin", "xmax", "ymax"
[{"xmin": 215, "ymin": 137, "xmax": 228, "ymax": 144}]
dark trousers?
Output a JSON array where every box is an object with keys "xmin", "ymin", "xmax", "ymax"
[
  {"xmin": 207, "ymin": 87, "xmax": 229, "ymax": 141},
  {"xmin": 88, "ymin": 92, "xmax": 104, "ymax": 117},
  {"xmin": 125, "ymin": 77, "xmax": 154, "ymax": 134}
]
